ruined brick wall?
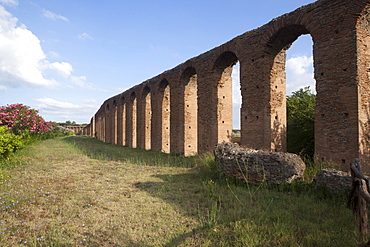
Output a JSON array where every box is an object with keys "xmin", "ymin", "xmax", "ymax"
[{"xmin": 83, "ymin": 0, "xmax": 370, "ymax": 171}]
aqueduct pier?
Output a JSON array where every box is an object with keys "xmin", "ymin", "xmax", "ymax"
[{"xmin": 83, "ymin": 0, "xmax": 370, "ymax": 171}]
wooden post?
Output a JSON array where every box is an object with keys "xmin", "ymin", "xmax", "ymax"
[{"xmin": 349, "ymin": 158, "xmax": 370, "ymax": 243}]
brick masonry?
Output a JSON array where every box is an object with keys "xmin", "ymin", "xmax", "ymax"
[{"xmin": 83, "ymin": 0, "xmax": 370, "ymax": 172}]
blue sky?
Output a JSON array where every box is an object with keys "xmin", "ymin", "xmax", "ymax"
[{"xmin": 0, "ymin": 0, "xmax": 315, "ymax": 127}]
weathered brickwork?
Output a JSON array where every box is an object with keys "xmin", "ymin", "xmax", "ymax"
[{"xmin": 83, "ymin": 0, "xmax": 370, "ymax": 171}]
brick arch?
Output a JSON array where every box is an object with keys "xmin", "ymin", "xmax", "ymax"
[
  {"xmin": 214, "ymin": 51, "xmax": 239, "ymax": 146},
  {"xmin": 117, "ymin": 94, "xmax": 126, "ymax": 146},
  {"xmin": 108, "ymin": 99, "xmax": 117, "ymax": 144},
  {"xmin": 103, "ymin": 102, "xmax": 112, "ymax": 144},
  {"xmin": 152, "ymin": 79, "xmax": 170, "ymax": 153},
  {"xmin": 138, "ymin": 85, "xmax": 152, "ymax": 150},
  {"xmin": 126, "ymin": 91, "xmax": 137, "ymax": 148},
  {"xmin": 266, "ymin": 24, "xmax": 312, "ymax": 153},
  {"xmin": 180, "ymin": 67, "xmax": 198, "ymax": 155}
]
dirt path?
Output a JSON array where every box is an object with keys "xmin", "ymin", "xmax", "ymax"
[{"xmin": 0, "ymin": 138, "xmax": 199, "ymax": 246}]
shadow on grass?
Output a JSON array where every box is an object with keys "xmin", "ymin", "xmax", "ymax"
[
  {"xmin": 134, "ymin": 170, "xmax": 357, "ymax": 246},
  {"xmin": 61, "ymin": 136, "xmax": 198, "ymax": 168}
]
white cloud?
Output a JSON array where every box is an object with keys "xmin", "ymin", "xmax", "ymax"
[
  {"xmin": 71, "ymin": 75, "xmax": 87, "ymax": 87},
  {"xmin": 0, "ymin": 6, "xmax": 59, "ymax": 88},
  {"xmin": 0, "ymin": 6, "xmax": 95, "ymax": 91},
  {"xmin": 71, "ymin": 75, "xmax": 109, "ymax": 92},
  {"xmin": 0, "ymin": 0, "xmax": 18, "ymax": 6},
  {"xmin": 48, "ymin": 51, "xmax": 60, "ymax": 58},
  {"xmin": 36, "ymin": 97, "xmax": 79, "ymax": 110},
  {"xmin": 44, "ymin": 61, "xmax": 73, "ymax": 78},
  {"xmin": 42, "ymin": 9, "xmax": 69, "ymax": 22},
  {"xmin": 286, "ymin": 55, "xmax": 315, "ymax": 94},
  {"xmin": 0, "ymin": 85, "xmax": 6, "ymax": 90},
  {"xmin": 78, "ymin": 32, "xmax": 93, "ymax": 40},
  {"xmin": 35, "ymin": 97, "xmax": 100, "ymax": 123}
]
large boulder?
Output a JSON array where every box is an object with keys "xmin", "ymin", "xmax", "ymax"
[
  {"xmin": 314, "ymin": 169, "xmax": 352, "ymax": 194},
  {"xmin": 214, "ymin": 142, "xmax": 306, "ymax": 185}
]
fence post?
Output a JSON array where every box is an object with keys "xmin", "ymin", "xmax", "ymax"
[{"xmin": 349, "ymin": 158, "xmax": 370, "ymax": 243}]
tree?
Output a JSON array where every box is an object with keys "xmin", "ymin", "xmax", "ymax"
[{"xmin": 286, "ymin": 87, "xmax": 316, "ymax": 157}]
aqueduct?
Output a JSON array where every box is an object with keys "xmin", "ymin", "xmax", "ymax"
[{"xmin": 83, "ymin": 0, "xmax": 370, "ymax": 171}]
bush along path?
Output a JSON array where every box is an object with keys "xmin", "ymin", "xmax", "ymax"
[{"xmin": 0, "ymin": 136, "xmax": 360, "ymax": 246}]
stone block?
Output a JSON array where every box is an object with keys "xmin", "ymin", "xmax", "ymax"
[{"xmin": 214, "ymin": 142, "xmax": 306, "ymax": 185}]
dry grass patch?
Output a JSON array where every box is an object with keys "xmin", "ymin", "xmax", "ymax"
[{"xmin": 0, "ymin": 138, "xmax": 198, "ymax": 246}]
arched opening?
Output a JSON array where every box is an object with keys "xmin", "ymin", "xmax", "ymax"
[
  {"xmin": 159, "ymin": 79, "xmax": 170, "ymax": 153},
  {"xmin": 105, "ymin": 104, "xmax": 111, "ymax": 143},
  {"xmin": 128, "ymin": 92, "xmax": 137, "ymax": 148},
  {"xmin": 112, "ymin": 100, "xmax": 118, "ymax": 145},
  {"xmin": 142, "ymin": 86, "xmax": 152, "ymax": 150},
  {"xmin": 267, "ymin": 24, "xmax": 315, "ymax": 156},
  {"xmin": 232, "ymin": 62, "xmax": 241, "ymax": 143},
  {"xmin": 286, "ymin": 35, "xmax": 315, "ymax": 157},
  {"xmin": 213, "ymin": 51, "xmax": 239, "ymax": 144},
  {"xmin": 118, "ymin": 96, "xmax": 126, "ymax": 146},
  {"xmin": 180, "ymin": 67, "xmax": 198, "ymax": 156}
]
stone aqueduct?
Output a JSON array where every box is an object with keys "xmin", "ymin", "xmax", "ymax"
[{"xmin": 82, "ymin": 0, "xmax": 370, "ymax": 171}]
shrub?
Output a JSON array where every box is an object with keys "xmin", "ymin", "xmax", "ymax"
[
  {"xmin": 0, "ymin": 126, "xmax": 26, "ymax": 158},
  {"xmin": 0, "ymin": 103, "xmax": 54, "ymax": 158},
  {"xmin": 287, "ymin": 87, "xmax": 316, "ymax": 157},
  {"xmin": 0, "ymin": 103, "xmax": 51, "ymax": 135}
]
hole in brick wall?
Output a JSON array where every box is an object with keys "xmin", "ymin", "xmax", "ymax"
[
  {"xmin": 188, "ymin": 126, "xmax": 191, "ymax": 129},
  {"xmin": 166, "ymin": 127, "xmax": 169, "ymax": 129},
  {"xmin": 256, "ymin": 116, "xmax": 259, "ymax": 119},
  {"xmin": 344, "ymin": 113, "xmax": 349, "ymax": 117},
  {"xmin": 335, "ymin": 30, "xmax": 339, "ymax": 34},
  {"xmin": 275, "ymin": 116, "xmax": 278, "ymax": 120},
  {"xmin": 187, "ymin": 105, "xmax": 189, "ymax": 107},
  {"xmin": 343, "ymin": 68, "xmax": 347, "ymax": 72},
  {"xmin": 245, "ymin": 116, "xmax": 248, "ymax": 119},
  {"xmin": 256, "ymin": 85, "xmax": 259, "ymax": 89},
  {"xmin": 188, "ymin": 145, "xmax": 191, "ymax": 147},
  {"xmin": 342, "ymin": 159, "xmax": 346, "ymax": 164},
  {"xmin": 321, "ymin": 114, "xmax": 325, "ymax": 117},
  {"xmin": 222, "ymin": 121, "xmax": 225, "ymax": 123},
  {"xmin": 321, "ymin": 72, "xmax": 324, "ymax": 76},
  {"xmin": 286, "ymin": 34, "xmax": 315, "ymax": 157},
  {"xmin": 252, "ymin": 58, "xmax": 255, "ymax": 62},
  {"xmin": 232, "ymin": 61, "xmax": 241, "ymax": 132},
  {"xmin": 275, "ymin": 85, "xmax": 278, "ymax": 89},
  {"xmin": 223, "ymin": 96, "xmax": 225, "ymax": 99},
  {"xmin": 275, "ymin": 149, "xmax": 278, "ymax": 152}
]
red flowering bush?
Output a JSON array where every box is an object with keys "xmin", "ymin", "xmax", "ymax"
[{"xmin": 0, "ymin": 104, "xmax": 51, "ymax": 135}]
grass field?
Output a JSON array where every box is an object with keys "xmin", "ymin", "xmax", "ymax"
[{"xmin": 0, "ymin": 136, "xmax": 362, "ymax": 246}]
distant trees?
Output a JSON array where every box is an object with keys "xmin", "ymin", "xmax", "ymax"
[{"xmin": 286, "ymin": 86, "xmax": 316, "ymax": 157}]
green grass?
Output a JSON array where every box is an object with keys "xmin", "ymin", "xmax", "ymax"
[
  {"xmin": 0, "ymin": 136, "xmax": 362, "ymax": 246},
  {"xmin": 62, "ymin": 136, "xmax": 198, "ymax": 168}
]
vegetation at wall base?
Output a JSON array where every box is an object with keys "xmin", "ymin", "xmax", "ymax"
[{"xmin": 0, "ymin": 136, "xmax": 361, "ymax": 246}]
